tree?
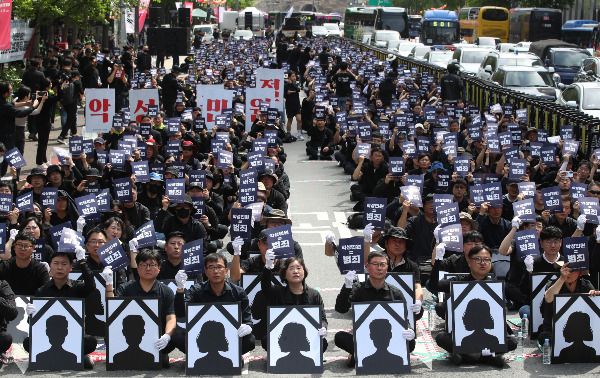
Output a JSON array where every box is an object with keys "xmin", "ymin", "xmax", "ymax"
[
  {"xmin": 520, "ymin": 0, "xmax": 574, "ymax": 10},
  {"xmin": 226, "ymin": 0, "xmax": 256, "ymax": 11}
]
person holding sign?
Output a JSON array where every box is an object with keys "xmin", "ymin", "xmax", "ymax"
[
  {"xmin": 155, "ymin": 194, "xmax": 209, "ymax": 249},
  {"xmin": 543, "ymin": 194, "xmax": 578, "ymax": 239},
  {"xmin": 106, "ymin": 249, "xmax": 182, "ymax": 368},
  {"xmin": 306, "ymin": 118, "xmax": 334, "ymax": 161},
  {"xmin": 475, "ymin": 201, "xmax": 511, "ymax": 250},
  {"xmin": 435, "ymin": 245, "xmax": 517, "ymax": 367},
  {"xmin": 82, "ymin": 228, "xmax": 128, "ymax": 288},
  {"xmin": 0, "ymin": 232, "xmax": 49, "ymax": 295},
  {"xmin": 17, "ymin": 168, "xmax": 47, "ymax": 206},
  {"xmin": 259, "ymin": 254, "xmax": 328, "ymax": 351},
  {"xmin": 334, "ymin": 251, "xmax": 416, "ymax": 367},
  {"xmin": 351, "ymin": 147, "xmax": 387, "ymax": 204},
  {"xmin": 26, "ymin": 250, "xmax": 98, "ymax": 369},
  {"xmin": 173, "ymin": 253, "xmax": 256, "ymax": 357},
  {"xmin": 538, "ymin": 262, "xmax": 600, "ymax": 346}
]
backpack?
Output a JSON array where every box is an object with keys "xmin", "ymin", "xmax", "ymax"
[{"xmin": 61, "ymin": 82, "xmax": 75, "ymax": 105}]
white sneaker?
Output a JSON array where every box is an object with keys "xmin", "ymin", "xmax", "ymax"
[
  {"xmin": 297, "ymin": 135, "xmax": 304, "ymax": 141},
  {"xmin": 37, "ymin": 164, "xmax": 47, "ymax": 170}
]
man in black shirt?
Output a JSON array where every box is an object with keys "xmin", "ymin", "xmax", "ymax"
[
  {"xmin": 306, "ymin": 119, "xmax": 334, "ymax": 160},
  {"xmin": 0, "ymin": 232, "xmax": 49, "ymax": 295},
  {"xmin": 106, "ymin": 249, "xmax": 182, "ymax": 367},
  {"xmin": 0, "ymin": 280, "xmax": 16, "ymax": 366},
  {"xmin": 156, "ymin": 231, "xmax": 201, "ymax": 281},
  {"xmin": 318, "ymin": 46, "xmax": 331, "ymax": 72},
  {"xmin": 331, "ymin": 62, "xmax": 356, "ymax": 108},
  {"xmin": 161, "ymin": 66, "xmax": 184, "ymax": 117},
  {"xmin": 174, "ymin": 253, "xmax": 256, "ymax": 357},
  {"xmin": 520, "ymin": 226, "xmax": 563, "ymax": 303},
  {"xmin": 377, "ymin": 72, "xmax": 397, "ymax": 107},
  {"xmin": 83, "ymin": 228, "xmax": 128, "ymax": 287},
  {"xmin": 25, "ymin": 250, "xmax": 97, "ymax": 369},
  {"xmin": 334, "ymin": 251, "xmax": 416, "ymax": 365},
  {"xmin": 440, "ymin": 63, "xmax": 463, "ymax": 103}
]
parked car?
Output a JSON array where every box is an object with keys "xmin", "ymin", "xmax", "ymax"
[
  {"xmin": 451, "ymin": 46, "xmax": 494, "ymax": 74},
  {"xmin": 491, "ymin": 66, "xmax": 560, "ymax": 100},
  {"xmin": 323, "ymin": 23, "xmax": 341, "ymax": 36},
  {"xmin": 311, "ymin": 26, "xmax": 328, "ymax": 38},
  {"xmin": 529, "ymin": 39, "xmax": 591, "ymax": 84},
  {"xmin": 408, "ymin": 45, "xmax": 432, "ymax": 60},
  {"xmin": 557, "ymin": 82, "xmax": 600, "ymax": 118},
  {"xmin": 397, "ymin": 41, "xmax": 423, "ymax": 57},
  {"xmin": 233, "ymin": 30, "xmax": 253, "ymax": 40},
  {"xmin": 372, "ymin": 30, "xmax": 401, "ymax": 49},
  {"xmin": 477, "ymin": 51, "xmax": 544, "ymax": 81},
  {"xmin": 474, "ymin": 37, "xmax": 501, "ymax": 47},
  {"xmin": 423, "ymin": 50, "xmax": 453, "ymax": 68}
]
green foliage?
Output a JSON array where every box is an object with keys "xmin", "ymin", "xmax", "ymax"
[
  {"xmin": 520, "ymin": 0, "xmax": 574, "ymax": 10},
  {"xmin": 227, "ymin": 0, "xmax": 256, "ymax": 10},
  {"xmin": 0, "ymin": 65, "xmax": 25, "ymax": 98}
]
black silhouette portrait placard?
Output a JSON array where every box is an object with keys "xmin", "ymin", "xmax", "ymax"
[
  {"xmin": 267, "ymin": 305, "xmax": 323, "ymax": 374},
  {"xmin": 451, "ymin": 281, "xmax": 507, "ymax": 354},
  {"xmin": 106, "ymin": 297, "xmax": 161, "ymax": 371},
  {"xmin": 186, "ymin": 303, "xmax": 242, "ymax": 376},
  {"xmin": 241, "ymin": 274, "xmax": 285, "ymax": 324},
  {"xmin": 28, "ymin": 298, "xmax": 84, "ymax": 371},
  {"xmin": 365, "ymin": 273, "xmax": 416, "ymax": 330},
  {"xmin": 352, "ymin": 301, "xmax": 410, "ymax": 375},
  {"xmin": 69, "ymin": 270, "xmax": 106, "ymax": 337},
  {"xmin": 530, "ymin": 273, "xmax": 558, "ymax": 339},
  {"xmin": 552, "ymin": 294, "xmax": 600, "ymax": 364},
  {"xmin": 7, "ymin": 296, "xmax": 30, "ymax": 343}
]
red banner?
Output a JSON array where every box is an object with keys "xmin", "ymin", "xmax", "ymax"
[
  {"xmin": 138, "ymin": 0, "xmax": 150, "ymax": 33},
  {"xmin": 184, "ymin": 2, "xmax": 193, "ymax": 23},
  {"xmin": 0, "ymin": 0, "xmax": 12, "ymax": 51}
]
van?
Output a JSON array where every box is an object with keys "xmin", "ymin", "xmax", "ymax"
[{"xmin": 193, "ymin": 24, "xmax": 217, "ymax": 36}]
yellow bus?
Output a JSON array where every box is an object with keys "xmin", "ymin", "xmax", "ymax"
[{"xmin": 458, "ymin": 7, "xmax": 509, "ymax": 43}]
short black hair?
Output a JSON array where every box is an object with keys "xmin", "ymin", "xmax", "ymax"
[
  {"xmin": 205, "ymin": 252, "xmax": 227, "ymax": 267},
  {"xmin": 463, "ymin": 231, "xmax": 483, "ymax": 244},
  {"xmin": 14, "ymin": 231, "xmax": 36, "ymax": 246},
  {"xmin": 540, "ymin": 226, "xmax": 562, "ymax": 241},
  {"xmin": 85, "ymin": 227, "xmax": 107, "ymax": 244},
  {"xmin": 339, "ymin": 61, "xmax": 348, "ymax": 70},
  {"xmin": 467, "ymin": 244, "xmax": 492, "ymax": 259},
  {"xmin": 0, "ymin": 82, "xmax": 11, "ymax": 97},
  {"xmin": 135, "ymin": 248, "xmax": 162, "ymax": 265},
  {"xmin": 49, "ymin": 251, "xmax": 75, "ymax": 264},
  {"xmin": 367, "ymin": 251, "xmax": 387, "ymax": 263},
  {"xmin": 166, "ymin": 231, "xmax": 186, "ymax": 243},
  {"xmin": 278, "ymin": 257, "xmax": 308, "ymax": 283}
]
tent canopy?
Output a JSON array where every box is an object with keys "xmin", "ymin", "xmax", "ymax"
[{"xmin": 192, "ymin": 9, "xmax": 207, "ymax": 17}]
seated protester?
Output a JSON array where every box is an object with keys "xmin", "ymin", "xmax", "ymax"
[
  {"xmin": 3, "ymin": 217, "xmax": 55, "ymax": 261},
  {"xmin": 407, "ymin": 153, "xmax": 433, "ymax": 176},
  {"xmin": 106, "ymin": 249, "xmax": 183, "ymax": 368},
  {"xmin": 120, "ymin": 185, "xmax": 151, "ymax": 231},
  {"xmin": 17, "ymin": 168, "xmax": 47, "ymax": 206},
  {"xmin": 0, "ymin": 279, "xmax": 16, "ymax": 366},
  {"xmin": 173, "ymin": 253, "xmax": 256, "ymax": 356},
  {"xmin": 137, "ymin": 173, "xmax": 165, "ymax": 220},
  {"xmin": 0, "ymin": 232, "xmax": 49, "ymax": 295},
  {"xmin": 25, "ymin": 249, "xmax": 98, "ymax": 369},
  {"xmin": 155, "ymin": 194, "xmax": 209, "ymax": 252},
  {"xmin": 475, "ymin": 201, "xmax": 511, "ymax": 250},
  {"xmin": 83, "ymin": 227, "xmax": 128, "ymax": 288},
  {"xmin": 145, "ymin": 138, "xmax": 165, "ymax": 164},
  {"xmin": 180, "ymin": 140, "xmax": 202, "ymax": 171},
  {"xmin": 399, "ymin": 193, "xmax": 438, "ymax": 281},
  {"xmin": 156, "ymin": 232, "xmax": 196, "ymax": 281},
  {"xmin": 448, "ymin": 177, "xmax": 470, "ymax": 212},
  {"xmin": 248, "ymin": 111, "xmax": 269, "ymax": 139},
  {"xmin": 258, "ymin": 169, "xmax": 288, "ymax": 216},
  {"xmin": 500, "ymin": 215, "xmax": 546, "ymax": 310},
  {"xmin": 372, "ymin": 170, "xmax": 402, "ymax": 205},
  {"xmin": 500, "ymin": 179, "xmax": 520, "ymax": 221},
  {"xmin": 334, "ymin": 127, "xmax": 358, "ymax": 175},
  {"xmin": 306, "ymin": 118, "xmax": 334, "ymax": 161},
  {"xmin": 43, "ymin": 190, "xmax": 80, "ymax": 230},
  {"xmin": 74, "ymin": 167, "xmax": 105, "ymax": 198},
  {"xmin": 429, "ymin": 230, "xmax": 485, "ymax": 294},
  {"xmin": 519, "ymin": 226, "xmax": 563, "ymax": 321},
  {"xmin": 538, "ymin": 262, "xmax": 600, "ymax": 347},
  {"xmin": 542, "ymin": 194, "xmax": 577, "ymax": 239},
  {"xmin": 270, "ymin": 156, "xmax": 290, "ymax": 200},
  {"xmin": 334, "ymin": 251, "xmax": 416, "ymax": 366},
  {"xmin": 258, "ymin": 255, "xmax": 328, "ymax": 351},
  {"xmin": 187, "ymin": 181, "xmax": 228, "ymax": 248},
  {"xmin": 435, "ymin": 245, "xmax": 517, "ymax": 367},
  {"xmin": 203, "ymin": 171, "xmax": 224, "ymax": 217},
  {"xmin": 46, "ymin": 165, "xmax": 76, "ymax": 197},
  {"xmin": 351, "ymin": 147, "xmax": 388, "ymax": 204},
  {"xmin": 226, "ymin": 190, "xmax": 273, "ymax": 237}
]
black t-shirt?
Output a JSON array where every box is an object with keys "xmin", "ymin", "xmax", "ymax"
[
  {"xmin": 332, "ymin": 72, "xmax": 355, "ymax": 97},
  {"xmin": 0, "ymin": 258, "xmax": 50, "ymax": 295}
]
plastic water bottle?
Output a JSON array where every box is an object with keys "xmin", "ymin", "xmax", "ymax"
[
  {"xmin": 521, "ymin": 313, "xmax": 529, "ymax": 339},
  {"xmin": 317, "ymin": 146, "xmax": 321, "ymax": 159},
  {"xmin": 517, "ymin": 332, "xmax": 524, "ymax": 356},
  {"xmin": 428, "ymin": 305, "xmax": 435, "ymax": 331},
  {"xmin": 543, "ymin": 339, "xmax": 551, "ymax": 364}
]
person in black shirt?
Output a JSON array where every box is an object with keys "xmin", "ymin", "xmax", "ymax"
[
  {"xmin": 106, "ymin": 249, "xmax": 181, "ymax": 368},
  {"xmin": 318, "ymin": 46, "xmax": 331, "ymax": 72},
  {"xmin": 156, "ymin": 231, "xmax": 186, "ymax": 280},
  {"xmin": 331, "ymin": 62, "xmax": 356, "ymax": 108},
  {"xmin": 306, "ymin": 119, "xmax": 334, "ymax": 160},
  {"xmin": 440, "ymin": 63, "xmax": 463, "ymax": 103},
  {"xmin": 334, "ymin": 251, "xmax": 416, "ymax": 366},
  {"xmin": 377, "ymin": 72, "xmax": 397, "ymax": 107},
  {"xmin": 284, "ymin": 71, "xmax": 303, "ymax": 140},
  {"xmin": 0, "ymin": 280, "xmax": 16, "ymax": 366},
  {"xmin": 25, "ymin": 250, "xmax": 97, "ymax": 369},
  {"xmin": 82, "ymin": 228, "xmax": 128, "ymax": 287},
  {"xmin": 0, "ymin": 232, "xmax": 49, "ymax": 295},
  {"xmin": 173, "ymin": 253, "xmax": 256, "ymax": 356},
  {"xmin": 435, "ymin": 245, "xmax": 516, "ymax": 367}
]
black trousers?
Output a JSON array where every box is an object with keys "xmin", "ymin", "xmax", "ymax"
[
  {"xmin": 36, "ymin": 122, "xmax": 52, "ymax": 165},
  {"xmin": 60, "ymin": 103, "xmax": 78, "ymax": 138},
  {"xmin": 0, "ymin": 332, "xmax": 11, "ymax": 354},
  {"xmin": 435, "ymin": 331, "xmax": 517, "ymax": 354},
  {"xmin": 164, "ymin": 101, "xmax": 175, "ymax": 117},
  {"xmin": 24, "ymin": 334, "xmax": 97, "ymax": 356},
  {"xmin": 334, "ymin": 331, "xmax": 415, "ymax": 355},
  {"xmin": 171, "ymin": 325, "xmax": 255, "ymax": 355},
  {"xmin": 27, "ymin": 114, "xmax": 38, "ymax": 136},
  {"xmin": 306, "ymin": 145, "xmax": 334, "ymax": 160}
]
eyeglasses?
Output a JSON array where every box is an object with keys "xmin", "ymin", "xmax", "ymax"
[
  {"xmin": 206, "ymin": 265, "xmax": 226, "ymax": 272},
  {"xmin": 139, "ymin": 263, "xmax": 159, "ymax": 269},
  {"xmin": 471, "ymin": 257, "xmax": 492, "ymax": 264},
  {"xmin": 369, "ymin": 263, "xmax": 388, "ymax": 268},
  {"xmin": 87, "ymin": 239, "xmax": 106, "ymax": 245},
  {"xmin": 168, "ymin": 241, "xmax": 184, "ymax": 247},
  {"xmin": 14, "ymin": 243, "xmax": 34, "ymax": 250},
  {"xmin": 183, "ymin": 147, "xmax": 194, "ymax": 151}
]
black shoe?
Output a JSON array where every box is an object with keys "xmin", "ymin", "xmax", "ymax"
[
  {"xmin": 161, "ymin": 353, "xmax": 170, "ymax": 368},
  {"xmin": 28, "ymin": 134, "xmax": 38, "ymax": 141},
  {"xmin": 83, "ymin": 355, "xmax": 94, "ymax": 369},
  {"xmin": 450, "ymin": 353, "xmax": 462, "ymax": 365},
  {"xmin": 482, "ymin": 354, "xmax": 505, "ymax": 368},
  {"xmin": 57, "ymin": 136, "xmax": 66, "ymax": 142}
]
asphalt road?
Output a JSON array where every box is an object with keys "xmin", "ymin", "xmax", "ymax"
[{"xmin": 4, "ymin": 59, "xmax": 600, "ymax": 377}]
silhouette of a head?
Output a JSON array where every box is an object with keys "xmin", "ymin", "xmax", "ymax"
[
  {"xmin": 279, "ymin": 322, "xmax": 309, "ymax": 352},
  {"xmin": 370, "ymin": 319, "xmax": 393, "ymax": 349},
  {"xmin": 46, "ymin": 315, "xmax": 69, "ymax": 346},
  {"xmin": 463, "ymin": 299, "xmax": 494, "ymax": 331},
  {"xmin": 197, "ymin": 321, "xmax": 229, "ymax": 352},
  {"xmin": 122, "ymin": 315, "xmax": 145, "ymax": 345},
  {"xmin": 564, "ymin": 312, "xmax": 593, "ymax": 342}
]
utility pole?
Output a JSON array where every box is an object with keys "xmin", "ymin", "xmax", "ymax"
[
  {"xmin": 134, "ymin": 5, "xmax": 139, "ymax": 49},
  {"xmin": 119, "ymin": 0, "xmax": 128, "ymax": 46}
]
